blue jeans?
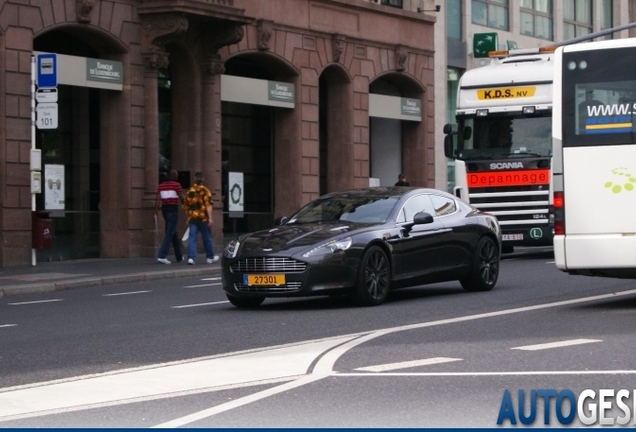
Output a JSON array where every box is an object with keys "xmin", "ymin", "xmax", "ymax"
[
  {"xmin": 187, "ymin": 221, "xmax": 215, "ymax": 260},
  {"xmin": 158, "ymin": 206, "xmax": 183, "ymax": 260}
]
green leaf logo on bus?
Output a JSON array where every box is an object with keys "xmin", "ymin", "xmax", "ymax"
[{"xmin": 604, "ymin": 168, "xmax": 636, "ymax": 194}]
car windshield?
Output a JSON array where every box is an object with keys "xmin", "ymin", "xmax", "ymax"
[
  {"xmin": 288, "ymin": 195, "xmax": 399, "ymax": 224},
  {"xmin": 455, "ymin": 116, "xmax": 552, "ymax": 160}
]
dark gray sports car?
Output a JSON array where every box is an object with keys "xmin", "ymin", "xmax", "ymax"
[{"xmin": 222, "ymin": 187, "xmax": 501, "ymax": 308}]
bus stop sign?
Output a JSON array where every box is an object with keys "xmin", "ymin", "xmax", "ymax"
[{"xmin": 36, "ymin": 53, "xmax": 57, "ymax": 88}]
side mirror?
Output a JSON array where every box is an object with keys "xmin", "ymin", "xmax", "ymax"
[
  {"xmin": 274, "ymin": 216, "xmax": 288, "ymax": 226},
  {"xmin": 443, "ymin": 123, "xmax": 454, "ymax": 135},
  {"xmin": 413, "ymin": 211, "xmax": 434, "ymax": 225},
  {"xmin": 444, "ymin": 134, "xmax": 454, "ymax": 158}
]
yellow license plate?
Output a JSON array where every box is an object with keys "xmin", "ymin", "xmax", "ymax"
[
  {"xmin": 476, "ymin": 86, "xmax": 536, "ymax": 100},
  {"xmin": 244, "ymin": 274, "xmax": 286, "ymax": 286}
]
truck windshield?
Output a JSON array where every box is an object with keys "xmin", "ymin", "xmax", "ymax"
[{"xmin": 455, "ymin": 116, "xmax": 552, "ymax": 161}]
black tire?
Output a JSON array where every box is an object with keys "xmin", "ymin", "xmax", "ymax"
[
  {"xmin": 226, "ymin": 294, "xmax": 265, "ymax": 308},
  {"xmin": 460, "ymin": 236, "xmax": 499, "ymax": 292},
  {"xmin": 351, "ymin": 245, "xmax": 391, "ymax": 306}
]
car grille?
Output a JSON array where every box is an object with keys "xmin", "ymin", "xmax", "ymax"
[
  {"xmin": 235, "ymin": 281, "xmax": 302, "ymax": 293},
  {"xmin": 230, "ymin": 257, "xmax": 307, "ymax": 273}
]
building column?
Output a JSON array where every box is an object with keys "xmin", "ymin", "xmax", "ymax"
[
  {"xmin": 199, "ymin": 53, "xmax": 225, "ymax": 250},
  {"xmin": 142, "ymin": 49, "xmax": 169, "ymax": 200}
]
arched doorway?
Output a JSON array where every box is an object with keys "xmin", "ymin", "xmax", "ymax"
[
  {"xmin": 369, "ymin": 74, "xmax": 425, "ymax": 187},
  {"xmin": 33, "ymin": 28, "xmax": 127, "ymax": 260},
  {"xmin": 221, "ymin": 54, "xmax": 299, "ymax": 236}
]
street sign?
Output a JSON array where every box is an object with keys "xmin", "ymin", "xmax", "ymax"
[
  {"xmin": 36, "ymin": 88, "xmax": 58, "ymax": 103},
  {"xmin": 36, "ymin": 53, "xmax": 57, "ymax": 88},
  {"xmin": 36, "ymin": 103, "xmax": 58, "ymax": 129}
]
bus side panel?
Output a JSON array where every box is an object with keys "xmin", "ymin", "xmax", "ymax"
[{"xmin": 562, "ymin": 145, "xmax": 636, "ymax": 269}]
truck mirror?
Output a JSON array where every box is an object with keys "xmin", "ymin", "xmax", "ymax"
[
  {"xmin": 444, "ymin": 135, "xmax": 454, "ymax": 158},
  {"xmin": 443, "ymin": 123, "xmax": 456, "ymax": 135}
]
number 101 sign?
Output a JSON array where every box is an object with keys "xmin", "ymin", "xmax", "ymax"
[{"xmin": 36, "ymin": 103, "xmax": 58, "ymax": 129}]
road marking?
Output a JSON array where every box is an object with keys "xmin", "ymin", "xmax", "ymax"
[
  {"xmin": 172, "ymin": 301, "xmax": 229, "ymax": 309},
  {"xmin": 102, "ymin": 291, "xmax": 151, "ymax": 297},
  {"xmin": 183, "ymin": 283, "xmax": 221, "ymax": 288},
  {"xmin": 338, "ymin": 369, "xmax": 636, "ymax": 377},
  {"xmin": 356, "ymin": 357, "xmax": 462, "ymax": 372},
  {"xmin": 0, "ymin": 335, "xmax": 356, "ymax": 422},
  {"xmin": 7, "ymin": 299, "xmax": 62, "ymax": 306},
  {"xmin": 201, "ymin": 277, "xmax": 222, "ymax": 281},
  {"xmin": 0, "ymin": 324, "xmax": 17, "ymax": 328},
  {"xmin": 511, "ymin": 338, "xmax": 602, "ymax": 351},
  {"xmin": 3, "ymin": 288, "xmax": 636, "ymax": 425}
]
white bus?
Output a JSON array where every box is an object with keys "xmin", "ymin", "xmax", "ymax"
[
  {"xmin": 552, "ymin": 37, "xmax": 636, "ymax": 279},
  {"xmin": 444, "ymin": 48, "xmax": 554, "ymax": 253}
]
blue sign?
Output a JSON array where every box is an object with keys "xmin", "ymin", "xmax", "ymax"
[{"xmin": 36, "ymin": 53, "xmax": 57, "ymax": 88}]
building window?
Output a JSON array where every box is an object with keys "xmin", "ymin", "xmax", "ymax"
[
  {"xmin": 600, "ymin": 0, "xmax": 613, "ymax": 40},
  {"xmin": 381, "ymin": 0, "xmax": 403, "ymax": 8},
  {"xmin": 563, "ymin": 0, "xmax": 592, "ymax": 40},
  {"xmin": 446, "ymin": 0, "xmax": 462, "ymax": 40},
  {"xmin": 472, "ymin": 0, "xmax": 509, "ymax": 31},
  {"xmin": 520, "ymin": 0, "xmax": 553, "ymax": 40}
]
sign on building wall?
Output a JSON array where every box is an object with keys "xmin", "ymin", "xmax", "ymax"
[
  {"xmin": 473, "ymin": 33, "xmax": 498, "ymax": 58},
  {"xmin": 86, "ymin": 58, "xmax": 123, "ymax": 85},
  {"xmin": 228, "ymin": 172, "xmax": 244, "ymax": 214},
  {"xmin": 44, "ymin": 164, "xmax": 65, "ymax": 210},
  {"xmin": 401, "ymin": 98, "xmax": 421, "ymax": 117},
  {"xmin": 268, "ymin": 81, "xmax": 295, "ymax": 104}
]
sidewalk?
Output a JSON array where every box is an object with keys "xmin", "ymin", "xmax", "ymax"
[{"xmin": 0, "ymin": 257, "xmax": 222, "ymax": 298}]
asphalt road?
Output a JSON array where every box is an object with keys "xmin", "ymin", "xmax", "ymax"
[{"xmin": 1, "ymin": 247, "xmax": 636, "ymax": 427}]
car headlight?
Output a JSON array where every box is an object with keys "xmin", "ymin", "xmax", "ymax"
[
  {"xmin": 303, "ymin": 237, "xmax": 352, "ymax": 258},
  {"xmin": 224, "ymin": 238, "xmax": 241, "ymax": 259}
]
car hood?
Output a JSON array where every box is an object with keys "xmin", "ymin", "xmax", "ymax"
[{"xmin": 238, "ymin": 222, "xmax": 370, "ymax": 255}]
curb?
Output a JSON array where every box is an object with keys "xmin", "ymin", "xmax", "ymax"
[{"xmin": 0, "ymin": 267, "xmax": 221, "ymax": 298}]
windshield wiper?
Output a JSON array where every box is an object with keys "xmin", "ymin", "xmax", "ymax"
[{"xmin": 502, "ymin": 151, "xmax": 544, "ymax": 157}]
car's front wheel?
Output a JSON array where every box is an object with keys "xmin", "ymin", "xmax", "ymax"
[
  {"xmin": 460, "ymin": 236, "xmax": 499, "ymax": 292},
  {"xmin": 351, "ymin": 245, "xmax": 391, "ymax": 306},
  {"xmin": 226, "ymin": 294, "xmax": 265, "ymax": 308}
]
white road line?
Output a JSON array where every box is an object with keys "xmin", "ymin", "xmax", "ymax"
[
  {"xmin": 183, "ymin": 283, "xmax": 221, "ymax": 288},
  {"xmin": 511, "ymin": 338, "xmax": 602, "ymax": 351},
  {"xmin": 158, "ymin": 287, "xmax": 636, "ymax": 427},
  {"xmin": 546, "ymin": 261, "xmax": 555, "ymax": 264},
  {"xmin": 102, "ymin": 290, "xmax": 151, "ymax": 297},
  {"xmin": 172, "ymin": 301, "xmax": 229, "ymax": 309},
  {"xmin": 3, "ymin": 288, "xmax": 636, "ymax": 426},
  {"xmin": 0, "ymin": 324, "xmax": 17, "ymax": 329},
  {"xmin": 7, "ymin": 299, "xmax": 63, "ymax": 306},
  {"xmin": 356, "ymin": 357, "xmax": 462, "ymax": 372},
  {"xmin": 338, "ymin": 369, "xmax": 636, "ymax": 377},
  {"xmin": 201, "ymin": 277, "xmax": 222, "ymax": 281}
]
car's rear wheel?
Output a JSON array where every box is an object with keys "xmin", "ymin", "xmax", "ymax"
[
  {"xmin": 226, "ymin": 294, "xmax": 265, "ymax": 308},
  {"xmin": 460, "ymin": 236, "xmax": 499, "ymax": 292},
  {"xmin": 351, "ymin": 245, "xmax": 391, "ymax": 306}
]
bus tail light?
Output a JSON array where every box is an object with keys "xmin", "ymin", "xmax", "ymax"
[{"xmin": 553, "ymin": 191, "xmax": 565, "ymax": 235}]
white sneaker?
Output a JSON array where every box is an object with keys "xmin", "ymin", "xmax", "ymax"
[
  {"xmin": 207, "ymin": 256, "xmax": 219, "ymax": 264},
  {"xmin": 187, "ymin": 258, "xmax": 195, "ymax": 265},
  {"xmin": 157, "ymin": 258, "xmax": 171, "ymax": 264}
]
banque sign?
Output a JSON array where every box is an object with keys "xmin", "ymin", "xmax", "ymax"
[
  {"xmin": 86, "ymin": 58, "xmax": 123, "ymax": 85},
  {"xmin": 268, "ymin": 81, "xmax": 294, "ymax": 103}
]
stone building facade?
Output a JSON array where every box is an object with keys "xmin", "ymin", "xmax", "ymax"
[{"xmin": 0, "ymin": 0, "xmax": 436, "ymax": 267}]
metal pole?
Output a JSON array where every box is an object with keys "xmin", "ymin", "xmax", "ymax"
[{"xmin": 31, "ymin": 56, "xmax": 37, "ymax": 267}]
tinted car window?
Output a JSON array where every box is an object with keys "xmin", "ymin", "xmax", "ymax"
[
  {"xmin": 397, "ymin": 195, "xmax": 436, "ymax": 223},
  {"xmin": 289, "ymin": 196, "xmax": 399, "ymax": 224},
  {"xmin": 430, "ymin": 195, "xmax": 457, "ymax": 216}
]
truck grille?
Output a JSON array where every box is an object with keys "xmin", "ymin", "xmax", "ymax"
[{"xmin": 469, "ymin": 189, "xmax": 550, "ymax": 226}]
